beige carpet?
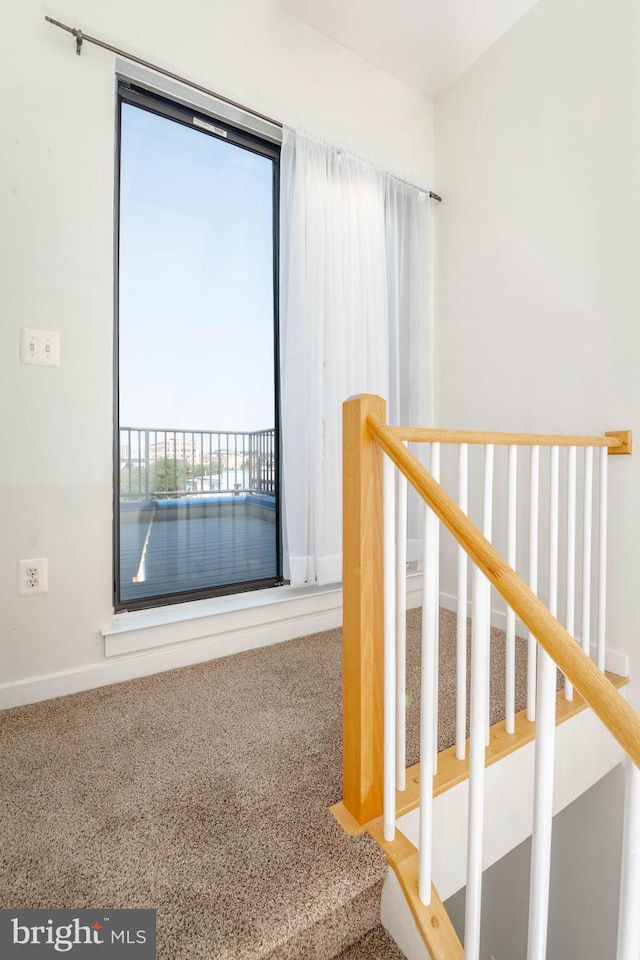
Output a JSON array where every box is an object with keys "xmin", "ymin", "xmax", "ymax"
[
  {"xmin": 335, "ymin": 924, "xmax": 407, "ymax": 959},
  {"xmin": 0, "ymin": 609, "xmax": 535, "ymax": 959}
]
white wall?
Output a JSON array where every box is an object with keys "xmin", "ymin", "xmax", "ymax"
[
  {"xmin": 435, "ymin": 0, "xmax": 640, "ymax": 708},
  {"xmin": 0, "ymin": 0, "xmax": 434, "ymax": 701}
]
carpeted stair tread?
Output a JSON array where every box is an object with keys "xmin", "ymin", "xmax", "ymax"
[
  {"xmin": 331, "ymin": 924, "xmax": 408, "ymax": 959},
  {"xmin": 266, "ymin": 883, "xmax": 384, "ymax": 959},
  {"xmin": 0, "ymin": 619, "xmax": 386, "ymax": 959},
  {"xmin": 0, "ymin": 609, "xmax": 531, "ymax": 959}
]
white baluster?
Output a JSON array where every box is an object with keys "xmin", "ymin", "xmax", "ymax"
[
  {"xmin": 528, "ymin": 446, "xmax": 540, "ymax": 722},
  {"xmin": 419, "ymin": 458, "xmax": 438, "ymax": 905},
  {"xmin": 617, "ymin": 758, "xmax": 640, "ymax": 960},
  {"xmin": 526, "ymin": 447, "xmax": 561, "ymax": 958},
  {"xmin": 527, "ymin": 448, "xmax": 560, "ymax": 959},
  {"xmin": 565, "ymin": 446, "xmax": 577, "ymax": 701},
  {"xmin": 582, "ymin": 446, "xmax": 594, "ymax": 657},
  {"xmin": 506, "ymin": 444, "xmax": 517, "ymax": 735},
  {"xmin": 525, "ymin": 447, "xmax": 561, "ymax": 957},
  {"xmin": 549, "ymin": 446, "xmax": 559, "ymax": 617},
  {"xmin": 597, "ymin": 446, "xmax": 608, "ymax": 672},
  {"xmin": 383, "ymin": 454, "xmax": 396, "ymax": 843},
  {"xmin": 396, "ymin": 442, "xmax": 408, "ymax": 790},
  {"xmin": 483, "ymin": 444, "xmax": 495, "ymax": 538},
  {"xmin": 527, "ymin": 644, "xmax": 557, "ymax": 960},
  {"xmin": 483, "ymin": 444, "xmax": 494, "ymax": 745},
  {"xmin": 465, "ymin": 565, "xmax": 491, "ymax": 960},
  {"xmin": 456, "ymin": 443, "xmax": 469, "ymax": 760},
  {"xmin": 431, "ymin": 442, "xmax": 441, "ymax": 773}
]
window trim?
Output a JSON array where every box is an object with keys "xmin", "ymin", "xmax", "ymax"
[
  {"xmin": 113, "ymin": 81, "xmax": 282, "ymax": 612},
  {"xmin": 115, "ymin": 60, "xmax": 283, "ymax": 147}
]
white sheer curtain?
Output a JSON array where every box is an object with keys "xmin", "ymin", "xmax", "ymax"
[{"xmin": 280, "ymin": 127, "xmax": 433, "ymax": 586}]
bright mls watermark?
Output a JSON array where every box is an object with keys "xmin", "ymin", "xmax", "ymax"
[{"xmin": 0, "ymin": 910, "xmax": 156, "ymax": 957}]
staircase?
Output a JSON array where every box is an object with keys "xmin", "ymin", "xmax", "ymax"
[
  {"xmin": 2, "ymin": 398, "xmax": 638, "ymax": 959},
  {"xmin": 337, "ymin": 395, "xmax": 640, "ymax": 960},
  {"xmin": 1, "ymin": 603, "xmax": 554, "ymax": 960},
  {"xmin": 334, "ymin": 926, "xmax": 406, "ymax": 958},
  {"xmin": 0, "ymin": 621, "xmax": 391, "ymax": 960}
]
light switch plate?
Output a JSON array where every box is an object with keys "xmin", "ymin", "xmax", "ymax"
[{"xmin": 20, "ymin": 328, "xmax": 61, "ymax": 366}]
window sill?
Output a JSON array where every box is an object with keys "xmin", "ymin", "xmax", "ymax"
[
  {"xmin": 101, "ymin": 581, "xmax": 344, "ymax": 658},
  {"xmin": 101, "ymin": 572, "xmax": 425, "ymax": 661}
]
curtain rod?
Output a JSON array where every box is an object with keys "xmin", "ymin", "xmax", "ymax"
[{"xmin": 45, "ymin": 15, "xmax": 442, "ymax": 203}]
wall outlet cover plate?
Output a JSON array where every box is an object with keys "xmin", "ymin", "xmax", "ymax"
[
  {"xmin": 20, "ymin": 328, "xmax": 60, "ymax": 366},
  {"xmin": 17, "ymin": 558, "xmax": 49, "ymax": 595}
]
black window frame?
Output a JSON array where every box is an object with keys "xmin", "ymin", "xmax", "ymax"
[{"xmin": 113, "ymin": 81, "xmax": 282, "ymax": 612}]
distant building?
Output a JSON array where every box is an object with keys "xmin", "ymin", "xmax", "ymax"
[{"xmin": 149, "ymin": 433, "xmax": 201, "ymax": 464}]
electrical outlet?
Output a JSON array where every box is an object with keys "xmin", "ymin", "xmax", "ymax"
[
  {"xmin": 20, "ymin": 328, "xmax": 61, "ymax": 366},
  {"xmin": 17, "ymin": 558, "xmax": 49, "ymax": 596}
]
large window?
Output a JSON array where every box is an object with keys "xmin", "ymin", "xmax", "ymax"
[{"xmin": 114, "ymin": 84, "xmax": 281, "ymax": 610}]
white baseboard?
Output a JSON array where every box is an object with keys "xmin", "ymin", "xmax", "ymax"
[
  {"xmin": 0, "ymin": 593, "xmax": 342, "ymax": 710},
  {"xmin": 439, "ymin": 588, "xmax": 526, "ymax": 635},
  {"xmin": 588, "ymin": 644, "xmax": 629, "ymax": 678},
  {"xmin": 0, "ymin": 606, "xmax": 341, "ymax": 711},
  {"xmin": 0, "ymin": 574, "xmax": 425, "ymax": 711},
  {"xmin": 0, "ymin": 574, "xmax": 625, "ymax": 710},
  {"xmin": 439, "ymin": 590, "xmax": 629, "ymax": 677}
]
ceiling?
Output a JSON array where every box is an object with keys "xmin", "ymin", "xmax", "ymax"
[{"xmin": 271, "ymin": 0, "xmax": 541, "ymax": 98}]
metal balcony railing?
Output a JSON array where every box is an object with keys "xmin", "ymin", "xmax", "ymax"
[{"xmin": 119, "ymin": 427, "xmax": 276, "ymax": 499}]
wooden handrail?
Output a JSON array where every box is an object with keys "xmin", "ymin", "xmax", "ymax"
[
  {"xmin": 366, "ymin": 411, "xmax": 640, "ymax": 770},
  {"xmin": 391, "ymin": 426, "xmax": 632, "ymax": 453}
]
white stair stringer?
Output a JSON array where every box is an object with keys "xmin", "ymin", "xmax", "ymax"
[{"xmin": 380, "ymin": 699, "xmax": 626, "ymax": 960}]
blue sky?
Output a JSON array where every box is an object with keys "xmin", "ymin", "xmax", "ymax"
[{"xmin": 118, "ymin": 103, "xmax": 276, "ymax": 433}]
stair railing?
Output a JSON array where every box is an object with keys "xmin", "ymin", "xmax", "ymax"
[{"xmin": 342, "ymin": 394, "xmax": 638, "ymax": 960}]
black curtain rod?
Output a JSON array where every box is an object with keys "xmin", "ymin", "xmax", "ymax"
[{"xmin": 45, "ymin": 15, "xmax": 442, "ymax": 203}]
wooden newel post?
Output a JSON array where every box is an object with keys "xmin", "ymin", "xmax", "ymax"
[{"xmin": 342, "ymin": 394, "xmax": 386, "ymax": 825}]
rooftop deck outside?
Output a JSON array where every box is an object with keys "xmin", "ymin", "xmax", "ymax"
[{"xmin": 118, "ymin": 427, "xmax": 278, "ymax": 606}]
